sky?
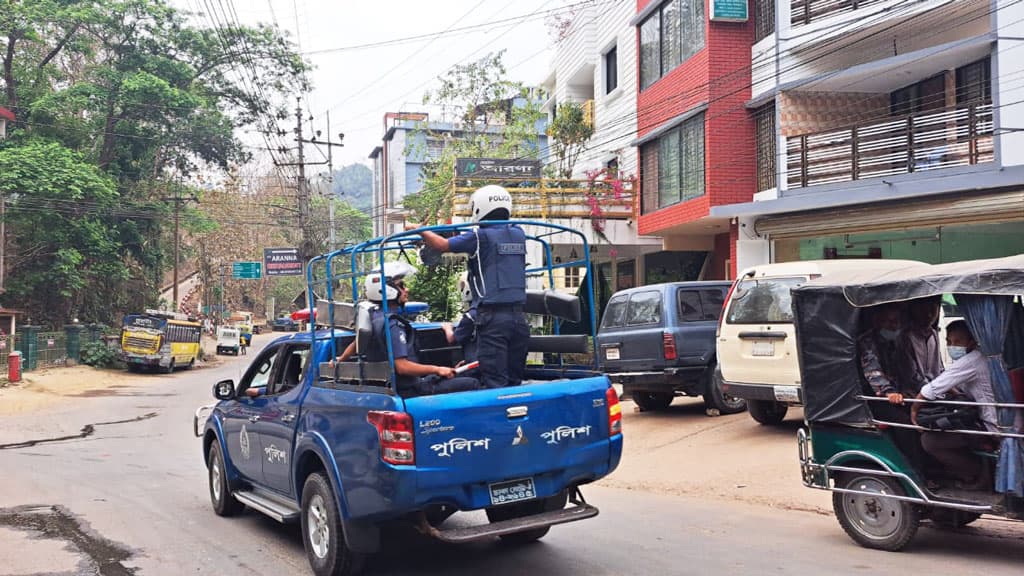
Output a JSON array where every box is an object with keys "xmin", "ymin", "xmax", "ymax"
[{"xmin": 174, "ymin": 0, "xmax": 564, "ymax": 172}]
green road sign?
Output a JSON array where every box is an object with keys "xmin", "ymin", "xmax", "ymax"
[
  {"xmin": 232, "ymin": 261, "xmax": 262, "ymax": 279},
  {"xmin": 710, "ymin": 0, "xmax": 748, "ymax": 22}
]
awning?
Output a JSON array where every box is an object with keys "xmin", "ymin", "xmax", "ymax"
[{"xmin": 754, "ymin": 189, "xmax": 1024, "ymax": 239}]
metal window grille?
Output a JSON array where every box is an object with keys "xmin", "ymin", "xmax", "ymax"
[
  {"xmin": 755, "ymin": 103, "xmax": 777, "ymax": 192},
  {"xmin": 754, "ymin": 0, "xmax": 775, "ymax": 43}
]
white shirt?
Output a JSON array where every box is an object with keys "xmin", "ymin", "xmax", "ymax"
[{"xmin": 920, "ymin": 349, "xmax": 998, "ymax": 433}]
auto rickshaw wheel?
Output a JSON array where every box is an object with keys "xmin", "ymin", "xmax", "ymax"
[
  {"xmin": 833, "ymin": 473, "xmax": 919, "ymax": 551},
  {"xmin": 632, "ymin": 391, "xmax": 674, "ymax": 412}
]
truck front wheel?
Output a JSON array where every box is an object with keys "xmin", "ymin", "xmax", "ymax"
[
  {"xmin": 301, "ymin": 472, "xmax": 364, "ymax": 576},
  {"xmin": 208, "ymin": 443, "xmax": 244, "ymax": 517}
]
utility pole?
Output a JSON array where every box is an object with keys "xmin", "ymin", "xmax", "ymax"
[
  {"xmin": 295, "ymin": 98, "xmax": 308, "ymax": 259},
  {"xmin": 163, "ymin": 177, "xmax": 198, "ymax": 312},
  {"xmin": 302, "ymin": 111, "xmax": 345, "ymax": 252}
]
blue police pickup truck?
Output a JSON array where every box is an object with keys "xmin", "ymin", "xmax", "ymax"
[{"xmin": 194, "ymin": 221, "xmax": 623, "ymax": 576}]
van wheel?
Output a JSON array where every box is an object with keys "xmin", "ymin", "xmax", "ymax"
[
  {"xmin": 632, "ymin": 391, "xmax": 674, "ymax": 412},
  {"xmin": 833, "ymin": 473, "xmax": 919, "ymax": 551},
  {"xmin": 301, "ymin": 472, "xmax": 365, "ymax": 576},
  {"xmin": 703, "ymin": 363, "xmax": 746, "ymax": 414},
  {"xmin": 188, "ymin": 358, "xmax": 196, "ymax": 370},
  {"xmin": 486, "ymin": 490, "xmax": 567, "ymax": 544},
  {"xmin": 163, "ymin": 359, "xmax": 175, "ymax": 374},
  {"xmin": 748, "ymin": 400, "xmax": 788, "ymax": 425}
]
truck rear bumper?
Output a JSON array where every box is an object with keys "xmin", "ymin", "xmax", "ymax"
[
  {"xmin": 422, "ymin": 488, "xmax": 598, "ymax": 543},
  {"xmin": 719, "ymin": 380, "xmax": 803, "ymax": 405},
  {"xmin": 605, "ymin": 367, "xmax": 706, "ymax": 392}
]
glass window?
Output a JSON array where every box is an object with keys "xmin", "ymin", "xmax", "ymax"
[
  {"xmin": 680, "ymin": 0, "xmax": 704, "ymax": 63},
  {"xmin": 726, "ymin": 277, "xmax": 806, "ymax": 324},
  {"xmin": 640, "ymin": 141, "xmax": 659, "ymax": 214},
  {"xmin": 602, "ymin": 295, "xmax": 628, "ymax": 329},
  {"xmin": 753, "ymin": 0, "xmax": 775, "ymax": 43},
  {"xmin": 604, "ymin": 46, "xmax": 618, "ymax": 94},
  {"xmin": 662, "ymin": 0, "xmax": 681, "ymax": 73},
  {"xmin": 627, "ymin": 291, "xmax": 663, "ymax": 325},
  {"xmin": 245, "ymin": 347, "xmax": 281, "ymax": 391},
  {"xmin": 677, "ymin": 290, "xmax": 704, "ymax": 322},
  {"xmin": 658, "ymin": 127, "xmax": 681, "ymax": 207},
  {"xmin": 700, "ymin": 289, "xmax": 726, "ymax": 321},
  {"xmin": 755, "ymin": 103, "xmax": 776, "ymax": 192},
  {"xmin": 640, "ymin": 13, "xmax": 661, "ymax": 90},
  {"xmin": 956, "ymin": 57, "xmax": 991, "ymax": 105},
  {"xmin": 680, "ymin": 113, "xmax": 705, "ymax": 201}
]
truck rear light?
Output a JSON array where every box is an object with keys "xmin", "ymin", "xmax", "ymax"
[
  {"xmin": 606, "ymin": 387, "xmax": 622, "ymax": 436},
  {"xmin": 367, "ymin": 411, "xmax": 415, "ymax": 465},
  {"xmin": 662, "ymin": 332, "xmax": 677, "ymax": 360}
]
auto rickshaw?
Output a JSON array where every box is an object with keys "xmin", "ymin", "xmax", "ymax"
[{"xmin": 793, "ymin": 254, "xmax": 1024, "ymax": 550}]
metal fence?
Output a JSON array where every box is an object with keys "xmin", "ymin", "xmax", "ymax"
[{"xmin": 0, "ymin": 324, "xmax": 111, "ymax": 374}]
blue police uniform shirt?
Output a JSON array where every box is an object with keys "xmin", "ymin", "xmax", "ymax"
[
  {"xmin": 448, "ymin": 225, "xmax": 527, "ymax": 306},
  {"xmin": 368, "ymin": 308, "xmax": 418, "ymax": 392}
]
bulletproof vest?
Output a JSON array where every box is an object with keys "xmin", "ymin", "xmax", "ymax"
[
  {"xmin": 367, "ymin": 308, "xmax": 418, "ymax": 383},
  {"xmin": 469, "ymin": 225, "xmax": 527, "ymax": 306}
]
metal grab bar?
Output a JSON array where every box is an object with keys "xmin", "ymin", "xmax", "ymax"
[
  {"xmin": 856, "ymin": 394, "xmax": 1024, "ymax": 410},
  {"xmin": 870, "ymin": 419, "xmax": 1024, "ymax": 439}
]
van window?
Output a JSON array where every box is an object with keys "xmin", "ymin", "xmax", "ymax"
[
  {"xmin": 678, "ymin": 288, "xmax": 727, "ymax": 322},
  {"xmin": 626, "ymin": 291, "xmax": 662, "ymax": 325},
  {"xmin": 726, "ymin": 277, "xmax": 805, "ymax": 324},
  {"xmin": 602, "ymin": 295, "xmax": 628, "ymax": 329}
]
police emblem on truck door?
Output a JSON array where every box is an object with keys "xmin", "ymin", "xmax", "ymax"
[{"xmin": 240, "ymin": 425, "xmax": 251, "ymax": 460}]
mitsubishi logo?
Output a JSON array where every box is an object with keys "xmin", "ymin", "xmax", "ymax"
[{"xmin": 512, "ymin": 425, "xmax": 528, "ymax": 446}]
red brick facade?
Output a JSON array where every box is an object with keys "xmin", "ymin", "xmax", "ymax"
[{"xmin": 635, "ymin": 0, "xmax": 754, "ymax": 280}]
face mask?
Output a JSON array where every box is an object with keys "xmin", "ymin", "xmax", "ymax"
[
  {"xmin": 948, "ymin": 346, "xmax": 968, "ymax": 361},
  {"xmin": 879, "ymin": 329, "xmax": 899, "ymax": 342}
]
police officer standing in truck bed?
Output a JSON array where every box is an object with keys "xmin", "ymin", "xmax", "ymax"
[{"xmin": 417, "ymin": 185, "xmax": 530, "ymax": 388}]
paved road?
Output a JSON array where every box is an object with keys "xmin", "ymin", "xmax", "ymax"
[{"xmin": 2, "ymin": 339, "xmax": 1023, "ymax": 575}]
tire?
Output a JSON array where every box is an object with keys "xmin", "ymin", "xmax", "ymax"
[
  {"xmin": 632, "ymin": 391, "xmax": 674, "ymax": 412},
  {"xmin": 163, "ymin": 359, "xmax": 175, "ymax": 374},
  {"xmin": 702, "ymin": 363, "xmax": 747, "ymax": 415},
  {"xmin": 188, "ymin": 358, "xmax": 196, "ymax": 370},
  {"xmin": 208, "ymin": 443, "xmax": 244, "ymax": 517},
  {"xmin": 748, "ymin": 399, "xmax": 788, "ymax": 425},
  {"xmin": 930, "ymin": 509, "xmax": 981, "ymax": 529},
  {"xmin": 833, "ymin": 473, "xmax": 920, "ymax": 551},
  {"xmin": 485, "ymin": 490, "xmax": 568, "ymax": 544},
  {"xmin": 301, "ymin": 472, "xmax": 364, "ymax": 576},
  {"xmin": 126, "ymin": 363, "xmax": 140, "ymax": 373}
]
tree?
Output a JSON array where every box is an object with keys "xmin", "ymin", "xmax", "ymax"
[
  {"xmin": 0, "ymin": 140, "xmax": 127, "ymax": 325},
  {"xmin": 548, "ymin": 102, "xmax": 594, "ymax": 178}
]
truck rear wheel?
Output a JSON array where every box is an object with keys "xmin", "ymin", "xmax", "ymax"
[
  {"xmin": 301, "ymin": 472, "xmax": 364, "ymax": 576},
  {"xmin": 703, "ymin": 363, "xmax": 746, "ymax": 414},
  {"xmin": 632, "ymin": 391, "xmax": 674, "ymax": 412},
  {"xmin": 748, "ymin": 399, "xmax": 788, "ymax": 425},
  {"xmin": 486, "ymin": 490, "xmax": 568, "ymax": 544}
]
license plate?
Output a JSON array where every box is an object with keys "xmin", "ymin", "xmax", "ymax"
[
  {"xmin": 605, "ymin": 347, "xmax": 620, "ymax": 360},
  {"xmin": 489, "ymin": 477, "xmax": 537, "ymax": 506},
  {"xmin": 774, "ymin": 385, "xmax": 800, "ymax": 403},
  {"xmin": 751, "ymin": 340, "xmax": 774, "ymax": 357}
]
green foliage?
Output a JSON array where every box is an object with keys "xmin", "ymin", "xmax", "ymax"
[
  {"xmin": 407, "ymin": 261, "xmax": 461, "ymax": 323},
  {"xmin": 549, "ymin": 102, "xmax": 595, "ymax": 178},
  {"xmin": 81, "ymin": 340, "xmax": 120, "ymax": 368},
  {"xmin": 406, "ymin": 51, "xmax": 546, "ymax": 224}
]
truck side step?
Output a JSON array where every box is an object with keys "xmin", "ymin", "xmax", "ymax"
[
  {"xmin": 432, "ymin": 502, "xmax": 599, "ymax": 544},
  {"xmin": 233, "ymin": 489, "xmax": 300, "ymax": 523}
]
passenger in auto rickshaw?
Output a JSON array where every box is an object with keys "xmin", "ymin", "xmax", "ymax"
[{"xmin": 911, "ymin": 320, "xmax": 998, "ymax": 490}]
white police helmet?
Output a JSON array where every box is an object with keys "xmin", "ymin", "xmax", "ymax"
[
  {"xmin": 468, "ymin": 185, "xmax": 512, "ymax": 223},
  {"xmin": 457, "ymin": 271, "xmax": 473, "ymax": 303},
  {"xmin": 364, "ymin": 261, "xmax": 416, "ymax": 302}
]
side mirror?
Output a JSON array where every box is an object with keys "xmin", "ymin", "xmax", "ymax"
[{"xmin": 213, "ymin": 379, "xmax": 236, "ymax": 400}]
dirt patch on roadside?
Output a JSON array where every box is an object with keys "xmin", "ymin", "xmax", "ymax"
[{"xmin": 598, "ymin": 397, "xmax": 833, "ymax": 514}]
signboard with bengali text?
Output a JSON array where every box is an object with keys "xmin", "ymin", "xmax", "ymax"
[
  {"xmin": 456, "ymin": 158, "xmax": 541, "ymax": 178},
  {"xmin": 710, "ymin": 0, "xmax": 749, "ymax": 22}
]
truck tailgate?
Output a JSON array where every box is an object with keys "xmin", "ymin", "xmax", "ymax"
[{"xmin": 403, "ymin": 377, "xmax": 618, "ymax": 496}]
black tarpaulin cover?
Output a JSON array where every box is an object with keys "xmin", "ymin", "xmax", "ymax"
[{"xmin": 792, "ymin": 254, "xmax": 1024, "ymax": 425}]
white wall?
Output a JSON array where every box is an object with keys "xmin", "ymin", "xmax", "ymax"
[{"xmin": 995, "ymin": 0, "xmax": 1024, "ymax": 166}]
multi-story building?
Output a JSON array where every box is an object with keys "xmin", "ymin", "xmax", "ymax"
[
  {"xmin": 632, "ymin": 0, "xmax": 756, "ymax": 282},
  {"xmin": 714, "ymin": 0, "xmax": 1024, "ymax": 268},
  {"xmin": 368, "ymin": 102, "xmax": 549, "ymax": 237},
  {"xmin": 540, "ymin": 0, "xmax": 662, "ymax": 290}
]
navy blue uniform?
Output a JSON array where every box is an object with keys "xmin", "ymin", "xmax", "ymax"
[
  {"xmin": 453, "ymin": 306, "xmax": 479, "ymax": 364},
  {"xmin": 448, "ymin": 225, "xmax": 529, "ymax": 388},
  {"xmin": 367, "ymin": 308, "xmax": 478, "ymax": 397}
]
